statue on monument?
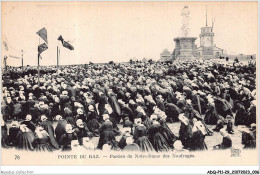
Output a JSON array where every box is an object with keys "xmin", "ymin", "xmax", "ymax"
[{"xmin": 181, "ymin": 5, "xmax": 190, "ymax": 37}]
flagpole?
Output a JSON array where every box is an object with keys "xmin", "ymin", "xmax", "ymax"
[
  {"xmin": 57, "ymin": 45, "xmax": 59, "ymax": 75},
  {"xmin": 4, "ymin": 56, "xmax": 7, "ymax": 81},
  {"xmin": 38, "ymin": 37, "xmax": 40, "ymax": 86},
  {"xmin": 21, "ymin": 50, "xmax": 23, "ymax": 71}
]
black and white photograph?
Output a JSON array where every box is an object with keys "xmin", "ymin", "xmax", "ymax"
[{"xmin": 1, "ymin": 1, "xmax": 258, "ymax": 172}]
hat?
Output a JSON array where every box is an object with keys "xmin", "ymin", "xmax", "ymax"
[
  {"xmin": 11, "ymin": 121, "xmax": 19, "ymax": 128},
  {"xmin": 103, "ymin": 114, "xmax": 110, "ymax": 121},
  {"xmin": 118, "ymin": 99, "xmax": 125, "ymax": 105},
  {"xmin": 226, "ymin": 115, "xmax": 233, "ymax": 120},
  {"xmin": 129, "ymin": 99, "xmax": 136, "ymax": 105},
  {"xmin": 250, "ymin": 123, "xmax": 256, "ymax": 130},
  {"xmin": 134, "ymin": 118, "xmax": 142, "ymax": 125},
  {"xmin": 76, "ymin": 119, "xmax": 84, "ymax": 126},
  {"xmin": 126, "ymin": 136, "xmax": 134, "ymax": 144},
  {"xmin": 25, "ymin": 114, "xmax": 32, "ymax": 121},
  {"xmin": 251, "ymin": 100, "xmax": 256, "ymax": 106},
  {"xmin": 55, "ymin": 115, "xmax": 62, "ymax": 121},
  {"xmin": 65, "ymin": 124, "xmax": 73, "ymax": 133},
  {"xmin": 77, "ymin": 108, "xmax": 83, "ymax": 114},
  {"xmin": 150, "ymin": 114, "xmax": 158, "ymax": 121},
  {"xmin": 40, "ymin": 115, "xmax": 48, "ymax": 121},
  {"xmin": 39, "ymin": 101, "xmax": 44, "ymax": 106}
]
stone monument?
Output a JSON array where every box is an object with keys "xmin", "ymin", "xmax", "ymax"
[{"xmin": 173, "ymin": 6, "xmax": 197, "ymax": 60}]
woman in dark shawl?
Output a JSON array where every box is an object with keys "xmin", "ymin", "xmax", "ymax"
[
  {"xmin": 15, "ymin": 124, "xmax": 35, "ymax": 151},
  {"xmin": 59, "ymin": 124, "xmax": 78, "ymax": 151},
  {"xmin": 39, "ymin": 115, "xmax": 59, "ymax": 150},
  {"xmin": 204, "ymin": 104, "xmax": 219, "ymax": 125},
  {"xmin": 73, "ymin": 119, "xmax": 93, "ymax": 145},
  {"xmin": 178, "ymin": 113, "xmax": 193, "ymax": 149},
  {"xmin": 107, "ymin": 90, "xmax": 121, "ymax": 122},
  {"xmin": 1, "ymin": 116, "xmax": 9, "ymax": 148},
  {"xmin": 133, "ymin": 119, "xmax": 155, "ymax": 152},
  {"xmin": 54, "ymin": 115, "xmax": 68, "ymax": 146},
  {"xmin": 164, "ymin": 102, "xmax": 182, "ymax": 122},
  {"xmin": 190, "ymin": 120, "xmax": 208, "ymax": 151},
  {"xmin": 97, "ymin": 114, "xmax": 118, "ymax": 150},
  {"xmin": 147, "ymin": 119, "xmax": 170, "ymax": 152},
  {"xmin": 6, "ymin": 121, "xmax": 20, "ymax": 147},
  {"xmin": 246, "ymin": 102, "xmax": 256, "ymax": 127},
  {"xmin": 118, "ymin": 127, "xmax": 132, "ymax": 149},
  {"xmin": 234, "ymin": 103, "xmax": 247, "ymax": 126},
  {"xmin": 34, "ymin": 126, "xmax": 53, "ymax": 152},
  {"xmin": 86, "ymin": 105, "xmax": 100, "ymax": 137}
]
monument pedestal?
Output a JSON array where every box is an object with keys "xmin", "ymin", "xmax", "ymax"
[{"xmin": 173, "ymin": 37, "xmax": 197, "ymax": 60}]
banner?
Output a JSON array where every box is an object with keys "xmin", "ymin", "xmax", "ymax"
[
  {"xmin": 58, "ymin": 35, "xmax": 74, "ymax": 50},
  {"xmin": 36, "ymin": 27, "xmax": 48, "ymax": 44},
  {"xmin": 38, "ymin": 43, "xmax": 48, "ymax": 55}
]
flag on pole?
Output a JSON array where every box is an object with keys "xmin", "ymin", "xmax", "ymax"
[
  {"xmin": 57, "ymin": 35, "xmax": 74, "ymax": 50},
  {"xmin": 38, "ymin": 43, "xmax": 48, "ymax": 55},
  {"xmin": 36, "ymin": 27, "xmax": 48, "ymax": 44}
]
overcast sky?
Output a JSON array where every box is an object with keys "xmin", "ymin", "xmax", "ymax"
[{"xmin": 2, "ymin": 1, "xmax": 258, "ymax": 66}]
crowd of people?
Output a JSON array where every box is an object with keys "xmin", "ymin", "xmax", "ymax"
[{"xmin": 1, "ymin": 59, "xmax": 257, "ymax": 152}]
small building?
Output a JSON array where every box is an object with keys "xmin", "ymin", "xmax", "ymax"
[{"xmin": 160, "ymin": 49, "xmax": 173, "ymax": 61}]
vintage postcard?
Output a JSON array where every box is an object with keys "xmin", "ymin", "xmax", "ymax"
[{"xmin": 1, "ymin": 1, "xmax": 258, "ymax": 169}]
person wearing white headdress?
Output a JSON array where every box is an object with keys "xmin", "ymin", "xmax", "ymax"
[
  {"xmin": 39, "ymin": 115, "xmax": 59, "ymax": 150},
  {"xmin": 15, "ymin": 124, "xmax": 35, "ymax": 151},
  {"xmin": 59, "ymin": 124, "xmax": 78, "ymax": 151},
  {"xmin": 54, "ymin": 115, "xmax": 68, "ymax": 145},
  {"xmin": 122, "ymin": 134, "xmax": 140, "ymax": 152},
  {"xmin": 34, "ymin": 126, "xmax": 53, "ymax": 152},
  {"xmin": 133, "ymin": 119, "xmax": 155, "ymax": 152},
  {"xmin": 190, "ymin": 120, "xmax": 208, "ymax": 151},
  {"xmin": 86, "ymin": 105, "xmax": 100, "ymax": 137},
  {"xmin": 73, "ymin": 119, "xmax": 93, "ymax": 146},
  {"xmin": 147, "ymin": 119, "xmax": 170, "ymax": 152},
  {"xmin": 97, "ymin": 114, "xmax": 118, "ymax": 150}
]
